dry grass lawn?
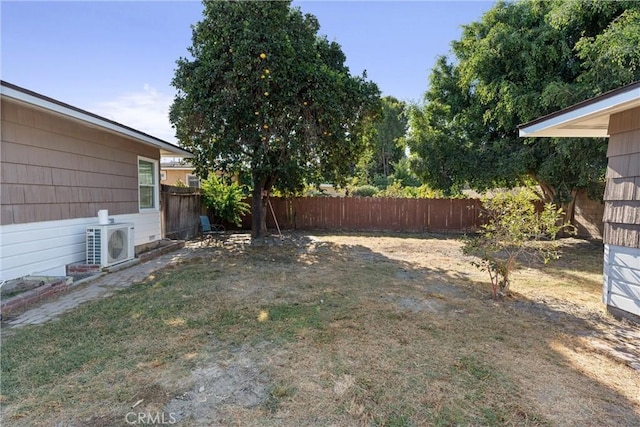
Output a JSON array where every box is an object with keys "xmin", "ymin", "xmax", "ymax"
[{"xmin": 1, "ymin": 232, "xmax": 638, "ymax": 426}]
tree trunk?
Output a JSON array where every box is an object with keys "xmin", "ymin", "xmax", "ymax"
[
  {"xmin": 251, "ymin": 175, "xmax": 272, "ymax": 239},
  {"xmin": 562, "ymin": 189, "xmax": 578, "ymax": 234},
  {"xmin": 537, "ymin": 180, "xmax": 556, "ymax": 204},
  {"xmin": 532, "ymin": 174, "xmax": 579, "ymax": 229},
  {"xmin": 251, "ymin": 187, "xmax": 266, "ymax": 239}
]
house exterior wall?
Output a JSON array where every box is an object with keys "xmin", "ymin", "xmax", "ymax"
[
  {"xmin": 603, "ymin": 244, "xmax": 640, "ymax": 320},
  {"xmin": 161, "ymin": 168, "xmax": 195, "ymax": 186},
  {"xmin": 602, "ymin": 106, "xmax": 640, "ymax": 320},
  {"xmin": 1, "ymin": 98, "xmax": 158, "ymax": 226},
  {"xmin": 0, "ymin": 97, "xmax": 163, "ymax": 281},
  {"xmin": 0, "ymin": 212, "xmax": 161, "ymax": 279},
  {"xmin": 603, "ymin": 106, "xmax": 640, "ymax": 248}
]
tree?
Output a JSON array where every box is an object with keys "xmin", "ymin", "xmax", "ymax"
[
  {"xmin": 408, "ymin": 0, "xmax": 640, "ymax": 220},
  {"xmin": 170, "ymin": 1, "xmax": 380, "ymax": 238},
  {"xmin": 354, "ymin": 96, "xmax": 408, "ymax": 187}
]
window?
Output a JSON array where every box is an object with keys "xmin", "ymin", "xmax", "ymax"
[
  {"xmin": 160, "ymin": 171, "xmax": 167, "ymax": 181},
  {"xmin": 138, "ymin": 157, "xmax": 158, "ymax": 210},
  {"xmin": 187, "ymin": 174, "xmax": 200, "ymax": 188}
]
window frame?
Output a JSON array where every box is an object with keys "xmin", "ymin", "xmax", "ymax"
[
  {"xmin": 186, "ymin": 173, "xmax": 201, "ymax": 188},
  {"xmin": 138, "ymin": 156, "xmax": 160, "ymax": 211}
]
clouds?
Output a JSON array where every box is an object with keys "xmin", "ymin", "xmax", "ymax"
[{"xmin": 92, "ymin": 84, "xmax": 177, "ymax": 143}]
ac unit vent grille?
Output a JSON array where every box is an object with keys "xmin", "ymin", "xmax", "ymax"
[{"xmin": 86, "ymin": 228, "xmax": 102, "ymax": 265}]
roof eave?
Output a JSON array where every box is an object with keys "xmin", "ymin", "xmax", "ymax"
[
  {"xmin": 1, "ymin": 80, "xmax": 193, "ymax": 158},
  {"xmin": 518, "ymin": 81, "xmax": 640, "ymax": 138}
]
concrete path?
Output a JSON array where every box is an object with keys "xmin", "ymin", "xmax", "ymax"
[{"xmin": 3, "ymin": 244, "xmax": 201, "ymax": 329}]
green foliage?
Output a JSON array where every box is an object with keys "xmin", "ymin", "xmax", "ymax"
[
  {"xmin": 349, "ymin": 181, "xmax": 452, "ymax": 199},
  {"xmin": 170, "ymin": 0, "xmax": 380, "ymax": 237},
  {"xmin": 376, "ymin": 181, "xmax": 406, "ymax": 198},
  {"xmin": 352, "ymin": 185, "xmax": 379, "ymax": 197},
  {"xmin": 575, "ymin": 8, "xmax": 640, "ymax": 92},
  {"xmin": 391, "ymin": 157, "xmax": 421, "ymax": 188},
  {"xmin": 201, "ymin": 174, "xmax": 249, "ymax": 226},
  {"xmin": 408, "ymin": 1, "xmax": 640, "ymax": 209},
  {"xmin": 372, "ymin": 173, "xmax": 392, "ymax": 190},
  {"xmin": 173, "ymin": 179, "xmax": 187, "ymax": 188},
  {"xmin": 357, "ymin": 96, "xmax": 409, "ymax": 181},
  {"xmin": 406, "ymin": 184, "xmax": 451, "ymax": 199},
  {"xmin": 464, "ymin": 189, "xmax": 574, "ymax": 300}
]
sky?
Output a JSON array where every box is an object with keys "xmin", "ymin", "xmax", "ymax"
[{"xmin": 1, "ymin": 0, "xmax": 494, "ymax": 143}]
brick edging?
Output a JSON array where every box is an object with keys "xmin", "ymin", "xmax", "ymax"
[
  {"xmin": 0, "ymin": 240, "xmax": 187, "ymax": 320},
  {"xmin": 1, "ymin": 277, "xmax": 72, "ymax": 319}
]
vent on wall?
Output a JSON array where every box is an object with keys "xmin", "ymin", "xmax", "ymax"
[{"xmin": 86, "ymin": 223, "xmax": 135, "ymax": 267}]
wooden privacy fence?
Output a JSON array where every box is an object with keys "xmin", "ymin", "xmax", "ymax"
[
  {"xmin": 247, "ymin": 197, "xmax": 483, "ymax": 233},
  {"xmin": 161, "ymin": 185, "xmax": 204, "ymax": 239}
]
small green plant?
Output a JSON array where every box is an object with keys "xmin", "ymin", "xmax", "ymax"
[
  {"xmin": 201, "ymin": 174, "xmax": 250, "ymax": 226},
  {"xmin": 265, "ymin": 383, "xmax": 295, "ymax": 413},
  {"xmin": 464, "ymin": 189, "xmax": 574, "ymax": 300}
]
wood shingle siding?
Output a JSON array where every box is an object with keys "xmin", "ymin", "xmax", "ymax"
[
  {"xmin": 603, "ymin": 107, "xmax": 640, "ymax": 249},
  {"xmin": 1, "ymin": 98, "xmax": 157, "ymax": 226}
]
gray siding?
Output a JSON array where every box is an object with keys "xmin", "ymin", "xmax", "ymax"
[{"xmin": 603, "ymin": 107, "xmax": 640, "ymax": 248}]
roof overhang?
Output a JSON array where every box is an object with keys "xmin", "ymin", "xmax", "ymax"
[
  {"xmin": 1, "ymin": 80, "xmax": 192, "ymax": 158},
  {"xmin": 518, "ymin": 81, "xmax": 640, "ymax": 138}
]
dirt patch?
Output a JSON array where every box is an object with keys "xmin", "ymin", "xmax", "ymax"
[
  {"xmin": 164, "ymin": 343, "xmax": 270, "ymax": 425},
  {"xmin": 396, "ymin": 296, "xmax": 446, "ymax": 313}
]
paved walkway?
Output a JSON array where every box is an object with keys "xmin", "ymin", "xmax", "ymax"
[{"xmin": 3, "ymin": 244, "xmax": 201, "ymax": 329}]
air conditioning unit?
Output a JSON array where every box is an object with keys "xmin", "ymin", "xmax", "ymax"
[{"xmin": 86, "ymin": 223, "xmax": 135, "ymax": 267}]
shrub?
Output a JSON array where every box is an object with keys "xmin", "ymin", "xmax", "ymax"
[
  {"xmin": 201, "ymin": 174, "xmax": 250, "ymax": 226},
  {"xmin": 463, "ymin": 189, "xmax": 574, "ymax": 300},
  {"xmin": 352, "ymin": 185, "xmax": 380, "ymax": 197},
  {"xmin": 372, "ymin": 174, "xmax": 391, "ymax": 190}
]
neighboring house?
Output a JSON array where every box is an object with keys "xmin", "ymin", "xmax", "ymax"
[
  {"xmin": 160, "ymin": 157, "xmax": 200, "ymax": 188},
  {"xmin": 519, "ymin": 81, "xmax": 640, "ymax": 322},
  {"xmin": 0, "ymin": 81, "xmax": 192, "ymax": 282}
]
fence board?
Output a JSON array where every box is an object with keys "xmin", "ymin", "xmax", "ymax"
[
  {"xmin": 255, "ymin": 197, "xmax": 482, "ymax": 233},
  {"xmin": 161, "ymin": 185, "xmax": 203, "ymax": 239}
]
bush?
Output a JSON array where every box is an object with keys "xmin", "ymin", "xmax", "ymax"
[
  {"xmin": 372, "ymin": 174, "xmax": 391, "ymax": 190},
  {"xmin": 352, "ymin": 185, "xmax": 379, "ymax": 197},
  {"xmin": 463, "ymin": 189, "xmax": 574, "ymax": 300},
  {"xmin": 376, "ymin": 182, "xmax": 453, "ymax": 198},
  {"xmin": 351, "ymin": 185, "xmax": 379, "ymax": 197},
  {"xmin": 201, "ymin": 174, "xmax": 250, "ymax": 226}
]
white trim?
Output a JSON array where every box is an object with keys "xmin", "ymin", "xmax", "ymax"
[
  {"xmin": 186, "ymin": 173, "xmax": 201, "ymax": 188},
  {"xmin": 1, "ymin": 83, "xmax": 192, "ymax": 157},
  {"xmin": 519, "ymin": 87, "xmax": 640, "ymax": 138},
  {"xmin": 0, "ymin": 212, "xmax": 161, "ymax": 281},
  {"xmin": 138, "ymin": 156, "xmax": 160, "ymax": 212}
]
